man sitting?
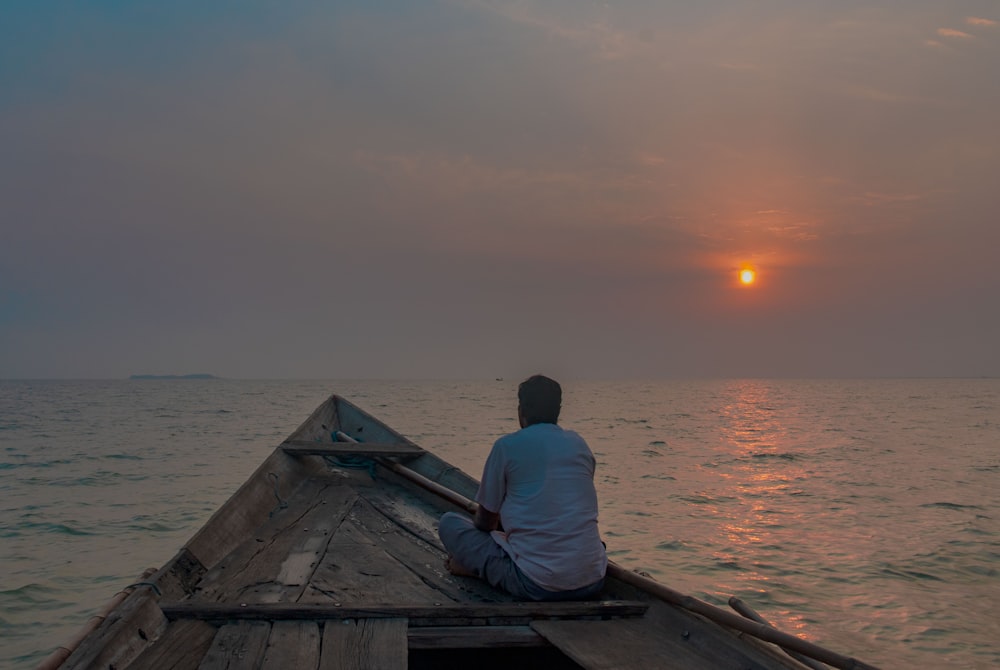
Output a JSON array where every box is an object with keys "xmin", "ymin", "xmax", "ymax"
[{"xmin": 438, "ymin": 374, "xmax": 607, "ymax": 600}]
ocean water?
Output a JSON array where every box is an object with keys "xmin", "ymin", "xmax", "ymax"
[{"xmin": 1, "ymin": 379, "xmax": 998, "ymax": 669}]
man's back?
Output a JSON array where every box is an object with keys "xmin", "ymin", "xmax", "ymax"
[{"xmin": 477, "ymin": 422, "xmax": 607, "ymax": 591}]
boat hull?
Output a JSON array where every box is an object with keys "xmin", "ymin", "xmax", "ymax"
[{"xmin": 46, "ymin": 395, "xmax": 855, "ymax": 670}]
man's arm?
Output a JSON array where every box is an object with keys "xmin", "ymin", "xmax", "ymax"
[{"xmin": 474, "ymin": 504, "xmax": 500, "ymax": 532}]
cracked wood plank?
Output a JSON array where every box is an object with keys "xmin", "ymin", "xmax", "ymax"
[
  {"xmin": 194, "ymin": 477, "xmax": 359, "ymax": 604},
  {"xmin": 357, "ymin": 492, "xmax": 516, "ymax": 604},
  {"xmin": 301, "ymin": 497, "xmax": 448, "ymax": 606}
]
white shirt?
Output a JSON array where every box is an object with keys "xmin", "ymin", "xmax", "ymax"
[{"xmin": 476, "ymin": 423, "xmax": 607, "ymax": 591}]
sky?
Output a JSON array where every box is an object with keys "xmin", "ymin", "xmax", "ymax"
[{"xmin": 2, "ymin": 1, "xmax": 999, "ymax": 379}]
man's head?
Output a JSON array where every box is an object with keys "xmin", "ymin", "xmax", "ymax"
[{"xmin": 517, "ymin": 375, "xmax": 562, "ymax": 427}]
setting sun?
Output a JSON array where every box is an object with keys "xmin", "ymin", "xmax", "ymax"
[{"xmin": 739, "ymin": 268, "xmax": 756, "ymax": 285}]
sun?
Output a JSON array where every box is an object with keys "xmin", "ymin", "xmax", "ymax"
[{"xmin": 739, "ymin": 268, "xmax": 756, "ymax": 286}]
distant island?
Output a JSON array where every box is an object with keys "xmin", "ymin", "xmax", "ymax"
[{"xmin": 129, "ymin": 374, "xmax": 219, "ymax": 380}]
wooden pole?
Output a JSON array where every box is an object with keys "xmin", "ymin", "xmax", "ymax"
[
  {"xmin": 729, "ymin": 597, "xmax": 829, "ymax": 670},
  {"xmin": 335, "ymin": 431, "xmax": 476, "ymax": 513}
]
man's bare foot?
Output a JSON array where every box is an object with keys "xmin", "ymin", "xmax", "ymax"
[{"xmin": 445, "ymin": 555, "xmax": 479, "ymax": 578}]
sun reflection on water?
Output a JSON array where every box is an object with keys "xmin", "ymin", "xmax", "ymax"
[{"xmin": 709, "ymin": 381, "xmax": 816, "ymax": 634}]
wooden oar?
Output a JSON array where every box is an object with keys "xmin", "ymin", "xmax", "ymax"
[
  {"xmin": 333, "ymin": 431, "xmax": 478, "ymax": 513},
  {"xmin": 329, "ymin": 433, "xmax": 879, "ymax": 670},
  {"xmin": 729, "ymin": 597, "xmax": 828, "ymax": 670}
]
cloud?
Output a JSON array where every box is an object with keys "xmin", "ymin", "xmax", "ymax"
[
  {"xmin": 966, "ymin": 17, "xmax": 997, "ymax": 27},
  {"xmin": 4, "ymin": 0, "xmax": 1000, "ymax": 378},
  {"xmin": 453, "ymin": 0, "xmax": 641, "ymax": 61},
  {"xmin": 766, "ymin": 225, "xmax": 820, "ymax": 242},
  {"xmin": 936, "ymin": 28, "xmax": 974, "ymax": 39}
]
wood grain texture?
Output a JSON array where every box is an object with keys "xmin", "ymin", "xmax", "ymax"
[
  {"xmin": 532, "ymin": 604, "xmax": 806, "ymax": 670},
  {"xmin": 60, "ymin": 589, "xmax": 167, "ymax": 670},
  {"xmin": 199, "ymin": 621, "xmax": 271, "ymax": 670},
  {"xmin": 302, "ymin": 499, "xmax": 447, "ymax": 606},
  {"xmin": 185, "ymin": 448, "xmax": 324, "ymax": 571},
  {"xmin": 195, "ymin": 478, "xmax": 358, "ymax": 604},
  {"xmin": 261, "ymin": 621, "xmax": 321, "ymax": 670},
  {"xmin": 320, "ymin": 618, "xmax": 408, "ymax": 670},
  {"xmin": 129, "ymin": 620, "xmax": 217, "ymax": 670},
  {"xmin": 532, "ymin": 617, "xmax": 721, "ymax": 670}
]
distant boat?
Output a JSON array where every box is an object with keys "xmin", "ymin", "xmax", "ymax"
[
  {"xmin": 129, "ymin": 374, "xmax": 219, "ymax": 380},
  {"xmin": 42, "ymin": 394, "xmax": 878, "ymax": 670}
]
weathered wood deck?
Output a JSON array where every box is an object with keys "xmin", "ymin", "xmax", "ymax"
[{"xmin": 49, "ymin": 395, "xmax": 865, "ymax": 670}]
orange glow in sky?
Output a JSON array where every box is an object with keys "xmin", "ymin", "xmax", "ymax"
[{"xmin": 1, "ymin": 2, "xmax": 999, "ymax": 380}]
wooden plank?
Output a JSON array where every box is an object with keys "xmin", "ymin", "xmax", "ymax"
[
  {"xmin": 532, "ymin": 617, "xmax": 722, "ymax": 670},
  {"xmin": 350, "ymin": 475, "xmax": 523, "ymax": 604},
  {"xmin": 330, "ymin": 401, "xmax": 417, "ymax": 446},
  {"xmin": 261, "ymin": 621, "xmax": 320, "ymax": 670},
  {"xmin": 195, "ymin": 478, "xmax": 358, "ymax": 604},
  {"xmin": 38, "ymin": 568, "xmax": 160, "ymax": 670},
  {"xmin": 185, "ymin": 447, "xmax": 324, "ymax": 571},
  {"xmin": 156, "ymin": 547, "xmax": 209, "ymax": 601},
  {"xmin": 60, "ymin": 589, "xmax": 167, "ymax": 670},
  {"xmin": 359, "ymin": 483, "xmax": 450, "ymax": 550},
  {"xmin": 283, "ymin": 440, "xmax": 425, "ymax": 458},
  {"xmin": 129, "ymin": 619, "xmax": 217, "ymax": 670},
  {"xmin": 199, "ymin": 621, "xmax": 271, "ymax": 670},
  {"xmin": 408, "ymin": 625, "xmax": 547, "ymax": 649},
  {"xmin": 302, "ymin": 500, "xmax": 448, "ymax": 606},
  {"xmin": 282, "ymin": 396, "xmax": 339, "ymax": 444},
  {"xmin": 162, "ymin": 600, "xmax": 648, "ymax": 621},
  {"xmin": 532, "ymin": 604, "xmax": 804, "ymax": 670},
  {"xmin": 335, "ymin": 493, "xmax": 511, "ymax": 605},
  {"xmin": 607, "ymin": 566, "xmax": 864, "ymax": 669},
  {"xmin": 320, "ymin": 618, "xmax": 408, "ymax": 670}
]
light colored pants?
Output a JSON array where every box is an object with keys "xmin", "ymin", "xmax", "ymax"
[{"xmin": 438, "ymin": 511, "xmax": 604, "ymax": 601}]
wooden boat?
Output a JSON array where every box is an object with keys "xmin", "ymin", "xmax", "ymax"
[{"xmin": 42, "ymin": 395, "xmax": 879, "ymax": 670}]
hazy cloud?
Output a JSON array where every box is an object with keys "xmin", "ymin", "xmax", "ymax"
[
  {"xmin": 937, "ymin": 28, "xmax": 975, "ymax": 39},
  {"xmin": 2, "ymin": 0, "xmax": 999, "ymax": 379}
]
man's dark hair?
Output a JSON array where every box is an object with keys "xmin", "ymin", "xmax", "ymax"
[{"xmin": 518, "ymin": 375, "xmax": 562, "ymax": 426}]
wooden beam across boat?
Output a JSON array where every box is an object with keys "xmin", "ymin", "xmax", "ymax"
[
  {"xmin": 161, "ymin": 600, "xmax": 649, "ymax": 623},
  {"xmin": 280, "ymin": 440, "xmax": 425, "ymax": 458}
]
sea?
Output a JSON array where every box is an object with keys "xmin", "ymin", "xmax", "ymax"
[{"xmin": 1, "ymin": 378, "xmax": 998, "ymax": 669}]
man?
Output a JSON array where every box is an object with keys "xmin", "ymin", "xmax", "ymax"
[{"xmin": 438, "ymin": 374, "xmax": 607, "ymax": 600}]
